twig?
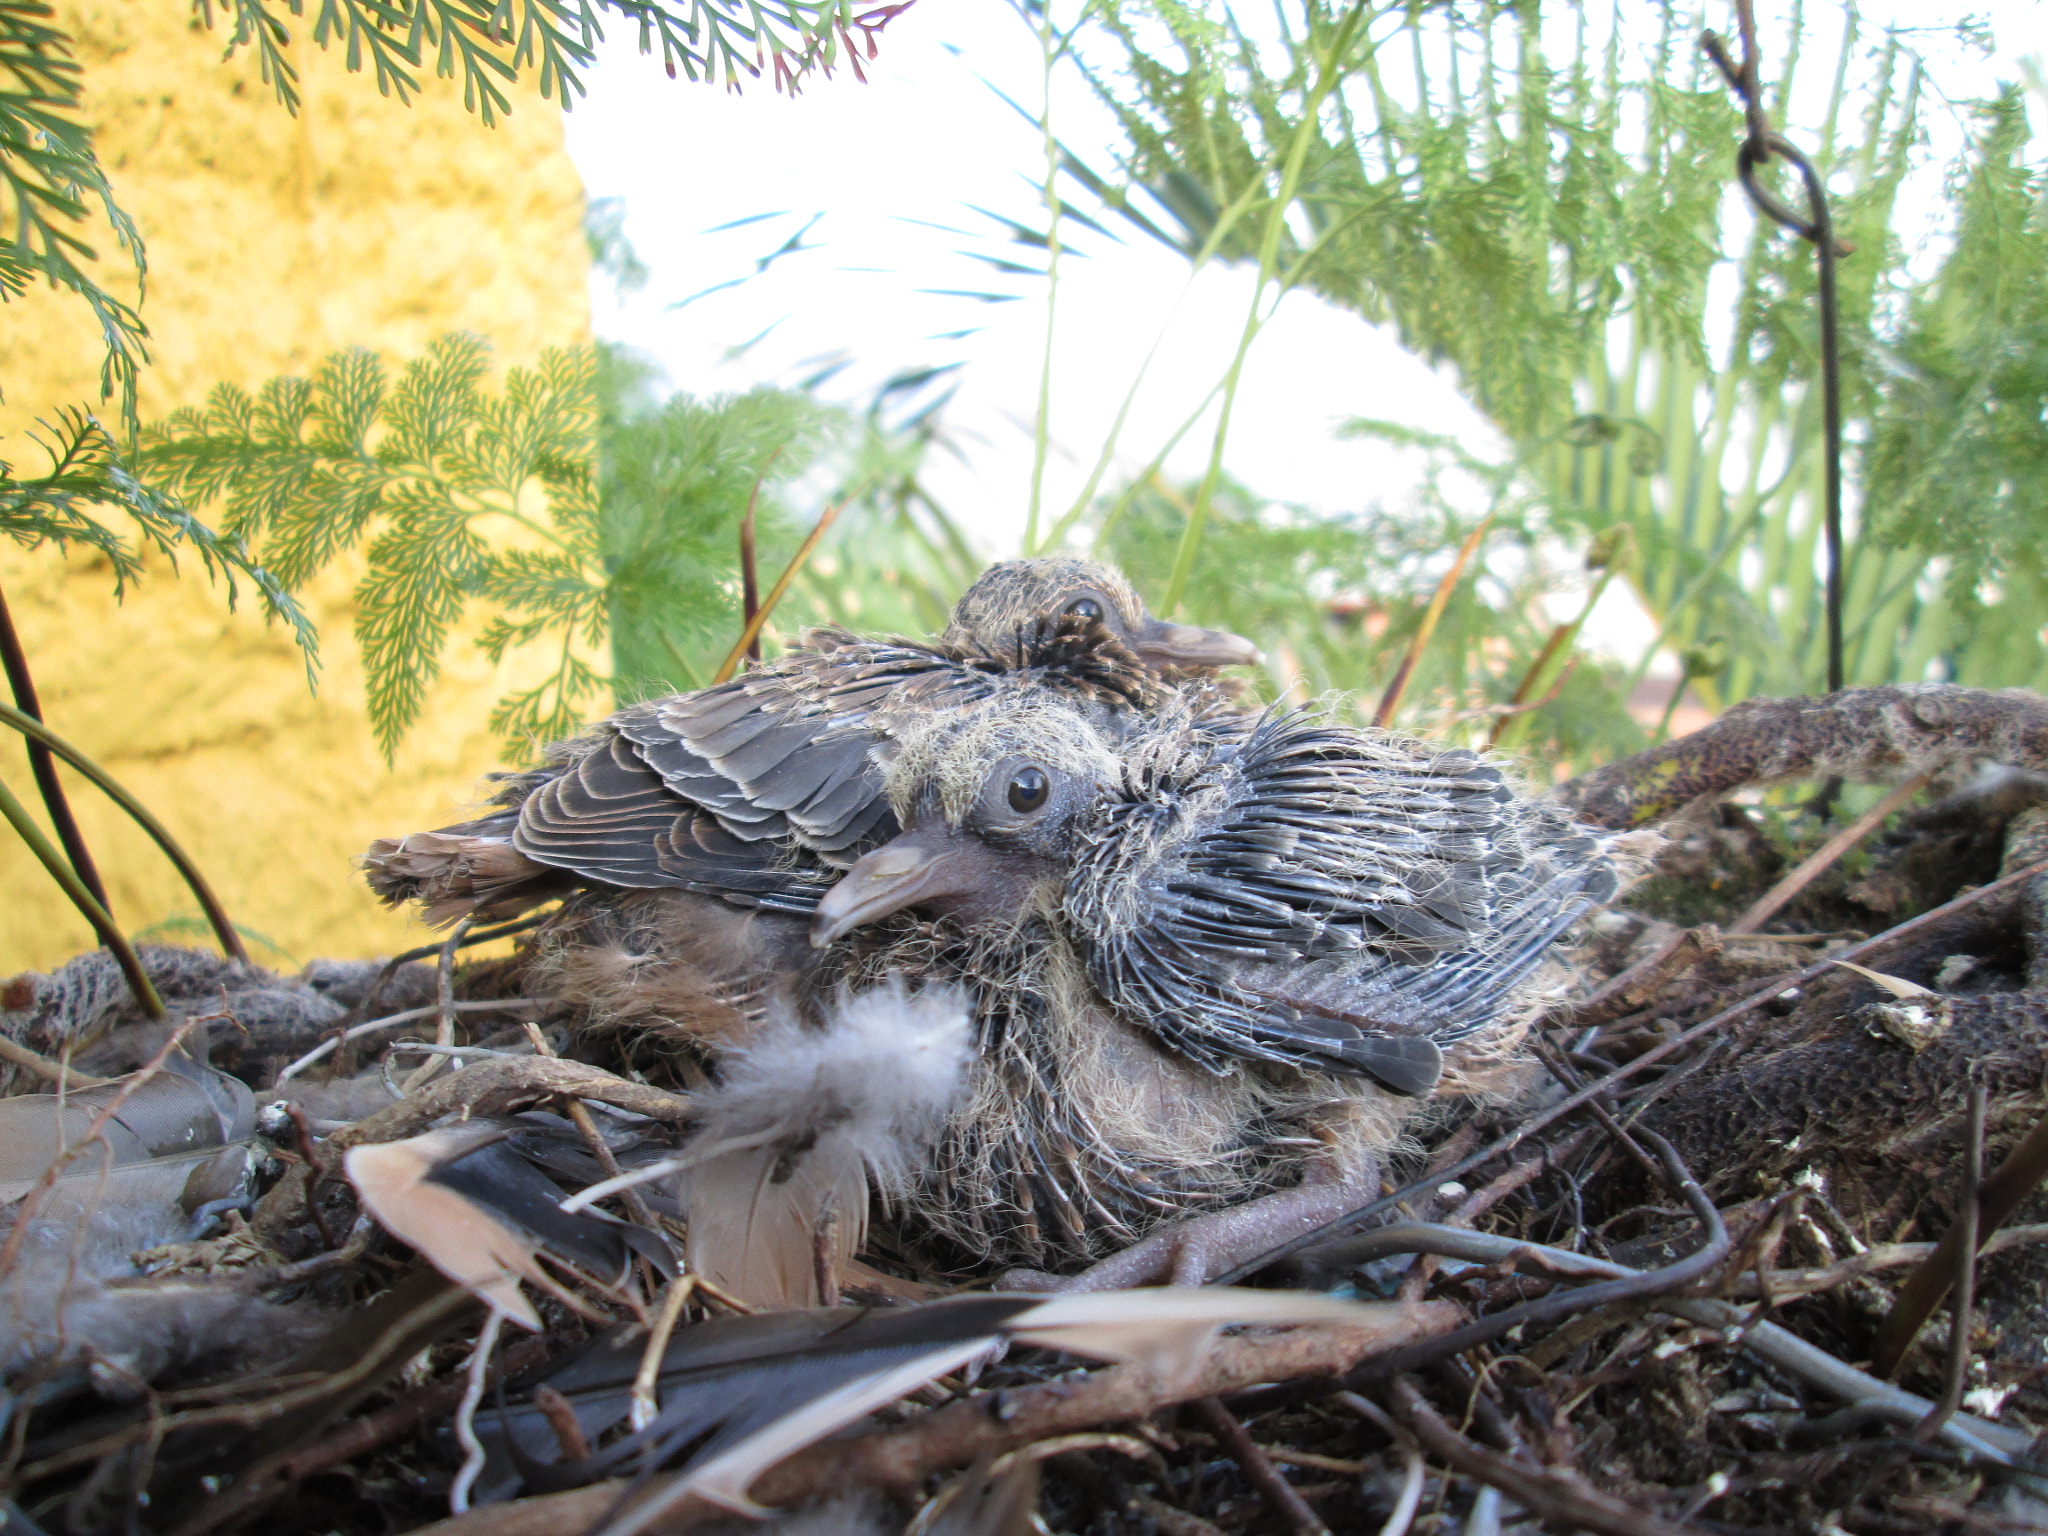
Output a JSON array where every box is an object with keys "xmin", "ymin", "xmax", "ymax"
[
  {"xmin": 1399, "ymin": 1133, "xmax": 1590, "ymax": 1302},
  {"xmin": 1451, "ymin": 1136, "xmax": 1589, "ymax": 1228},
  {"xmin": 1875, "ymin": 1089, "xmax": 2048, "ymax": 1378},
  {"xmin": 0, "ymin": 1018, "xmax": 198, "ymax": 1279},
  {"xmin": 1487, "ymin": 624, "xmax": 1577, "ymax": 748},
  {"xmin": 450, "ymin": 1308, "xmax": 507, "ymax": 1512},
  {"xmin": 1331, "ymin": 1393, "xmax": 1425, "ymax": 1536},
  {"xmin": 405, "ymin": 1303, "xmax": 1461, "ymax": 1536},
  {"xmin": 1128, "ymin": 1496, "xmax": 1229, "ymax": 1536},
  {"xmin": 0, "ymin": 771, "xmax": 165, "ymax": 1019},
  {"xmin": 1256, "ymin": 1447, "xmax": 1367, "ymax": 1476},
  {"xmin": 403, "ymin": 918, "xmax": 477, "ymax": 1094},
  {"xmin": 1545, "ymin": 925, "xmax": 1721, "ymax": 1031},
  {"xmin": 522, "ymin": 1022, "xmax": 660, "ymax": 1232},
  {"xmin": 1709, "ymin": 1233, "xmax": 2048, "ymax": 1300},
  {"xmin": 0, "ymin": 582, "xmax": 108, "ymax": 910},
  {"xmin": 1385, "ymin": 1376, "xmax": 1704, "ymax": 1536},
  {"xmin": 631, "ymin": 1275, "xmax": 697, "ymax": 1433},
  {"xmin": 239, "ymin": 1215, "xmax": 374, "ymax": 1291},
  {"xmin": 24, "ymin": 1274, "xmax": 477, "ymax": 1486},
  {"xmin": 1373, "ymin": 512, "xmax": 1494, "ymax": 728},
  {"xmin": 1916, "ymin": 1080, "xmax": 1985, "ymax": 1441},
  {"xmin": 284, "ymin": 1100, "xmax": 340, "ymax": 1250},
  {"xmin": 275, "ymin": 998, "xmax": 548, "ymax": 1082},
  {"xmin": 340, "ymin": 915, "xmax": 550, "ymax": 1031},
  {"xmin": 1213, "ymin": 861, "xmax": 2048, "ymax": 1284},
  {"xmin": 1345, "ymin": 1133, "xmax": 1726, "ymax": 1383},
  {"xmin": 813, "ymin": 1197, "xmax": 841, "ymax": 1308},
  {"xmin": 1231, "ymin": 1222, "xmax": 2034, "ymax": 1464},
  {"xmin": 1730, "ymin": 773, "xmax": 1933, "ymax": 934},
  {"xmin": 1192, "ymin": 1396, "xmax": 1330, "ymax": 1536},
  {"xmin": 324, "ymin": 1056, "xmax": 688, "ymax": 1154},
  {"xmin": 713, "ymin": 489, "xmax": 857, "ymax": 684},
  {"xmin": 535, "ymin": 1385, "xmax": 594, "ymax": 1461},
  {"xmin": 0, "ymin": 1034, "xmax": 114, "ymax": 1089},
  {"xmin": 1454, "ymin": 657, "xmax": 1580, "ymax": 726},
  {"xmin": 161, "ymin": 1333, "xmax": 552, "ymax": 1536},
  {"xmin": 738, "ymin": 448, "xmax": 780, "ymax": 668}
]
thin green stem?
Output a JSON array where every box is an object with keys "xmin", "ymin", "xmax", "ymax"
[
  {"xmin": 1037, "ymin": 271, "xmax": 1199, "ymax": 554},
  {"xmin": 655, "ymin": 631, "xmax": 706, "ymax": 690},
  {"xmin": 1023, "ymin": 0, "xmax": 1065, "ymax": 556},
  {"xmin": 1491, "ymin": 562, "xmax": 1620, "ymax": 755},
  {"xmin": 0, "ymin": 771, "xmax": 164, "ymax": 1019},
  {"xmin": 1091, "ymin": 377, "xmax": 1231, "ymax": 551},
  {"xmin": 1160, "ymin": 1, "xmax": 1376, "ymax": 614},
  {"xmin": 0, "ymin": 701, "xmax": 248, "ymax": 964}
]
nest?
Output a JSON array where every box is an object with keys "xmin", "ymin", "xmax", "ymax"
[{"xmin": 5, "ymin": 775, "xmax": 2048, "ymax": 1536}]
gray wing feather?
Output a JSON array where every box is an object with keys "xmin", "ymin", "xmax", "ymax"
[
  {"xmin": 1078, "ymin": 709, "xmax": 1615, "ymax": 1094},
  {"xmin": 510, "ymin": 642, "xmax": 1004, "ymax": 907}
]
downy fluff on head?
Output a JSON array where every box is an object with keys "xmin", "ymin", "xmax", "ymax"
[
  {"xmin": 881, "ymin": 693, "xmax": 1123, "ymax": 832},
  {"xmin": 679, "ymin": 978, "xmax": 973, "ymax": 1308}
]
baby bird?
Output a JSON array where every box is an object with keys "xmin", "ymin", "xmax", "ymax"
[
  {"xmin": 805, "ymin": 692, "xmax": 1619, "ymax": 1286},
  {"xmin": 363, "ymin": 559, "xmax": 1254, "ymax": 929},
  {"xmin": 360, "ymin": 560, "xmax": 1254, "ymax": 1032}
]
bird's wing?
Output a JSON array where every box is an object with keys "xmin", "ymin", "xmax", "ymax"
[
  {"xmin": 497, "ymin": 630, "xmax": 1149, "ymax": 910},
  {"xmin": 1082, "ymin": 710, "xmax": 1616, "ymax": 1093},
  {"xmin": 619, "ymin": 639, "xmax": 1009, "ymax": 856},
  {"xmin": 514, "ymin": 731, "xmax": 836, "ymax": 913}
]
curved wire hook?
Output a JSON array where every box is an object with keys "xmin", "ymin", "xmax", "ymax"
[{"xmin": 1702, "ymin": 14, "xmax": 1850, "ymax": 700}]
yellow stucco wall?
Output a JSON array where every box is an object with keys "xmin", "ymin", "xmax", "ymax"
[{"xmin": 0, "ymin": 3, "xmax": 591, "ymax": 969}]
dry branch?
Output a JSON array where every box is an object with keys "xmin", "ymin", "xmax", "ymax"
[
  {"xmin": 1385, "ymin": 1377, "xmax": 1704, "ymax": 1536},
  {"xmin": 324, "ymin": 1057, "xmax": 688, "ymax": 1152}
]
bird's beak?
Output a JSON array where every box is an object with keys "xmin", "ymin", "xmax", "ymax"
[
  {"xmin": 1133, "ymin": 618, "xmax": 1262, "ymax": 671},
  {"xmin": 811, "ymin": 826, "xmax": 991, "ymax": 948}
]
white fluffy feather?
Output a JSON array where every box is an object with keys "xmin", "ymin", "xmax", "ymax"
[{"xmin": 680, "ymin": 978, "xmax": 972, "ymax": 1308}]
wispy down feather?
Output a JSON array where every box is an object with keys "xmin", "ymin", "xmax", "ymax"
[{"xmin": 679, "ymin": 978, "xmax": 973, "ymax": 1309}]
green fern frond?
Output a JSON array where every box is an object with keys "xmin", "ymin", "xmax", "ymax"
[
  {"xmin": 1, "ymin": 408, "xmax": 317, "ymax": 669},
  {"xmin": 0, "ymin": 0, "xmax": 148, "ymax": 429},
  {"xmin": 139, "ymin": 334, "xmax": 852, "ymax": 759},
  {"xmin": 199, "ymin": 0, "xmax": 909, "ymax": 123}
]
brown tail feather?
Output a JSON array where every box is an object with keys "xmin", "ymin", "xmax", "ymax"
[{"xmin": 360, "ymin": 827, "xmax": 559, "ymax": 925}]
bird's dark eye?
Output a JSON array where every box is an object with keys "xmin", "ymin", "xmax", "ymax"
[
  {"xmin": 1064, "ymin": 597, "xmax": 1105, "ymax": 623},
  {"xmin": 1006, "ymin": 766, "xmax": 1050, "ymax": 813}
]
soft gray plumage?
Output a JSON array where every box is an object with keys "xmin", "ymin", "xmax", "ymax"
[
  {"xmin": 361, "ymin": 559, "xmax": 1255, "ymax": 930},
  {"xmin": 805, "ymin": 692, "xmax": 1619, "ymax": 1273},
  {"xmin": 674, "ymin": 978, "xmax": 973, "ymax": 1308}
]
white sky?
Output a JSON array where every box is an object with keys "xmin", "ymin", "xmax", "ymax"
[
  {"xmin": 563, "ymin": 1, "xmax": 2045, "ymax": 653},
  {"xmin": 564, "ymin": 0, "xmax": 1492, "ymax": 549}
]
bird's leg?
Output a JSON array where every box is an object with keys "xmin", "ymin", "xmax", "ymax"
[{"xmin": 1000, "ymin": 1155, "xmax": 1384, "ymax": 1293}]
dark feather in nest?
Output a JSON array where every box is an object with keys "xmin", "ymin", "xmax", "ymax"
[{"xmin": 474, "ymin": 1286, "xmax": 1393, "ymax": 1529}]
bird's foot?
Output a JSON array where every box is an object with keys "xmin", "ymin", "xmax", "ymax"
[{"xmin": 1000, "ymin": 1167, "xmax": 1383, "ymax": 1293}]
